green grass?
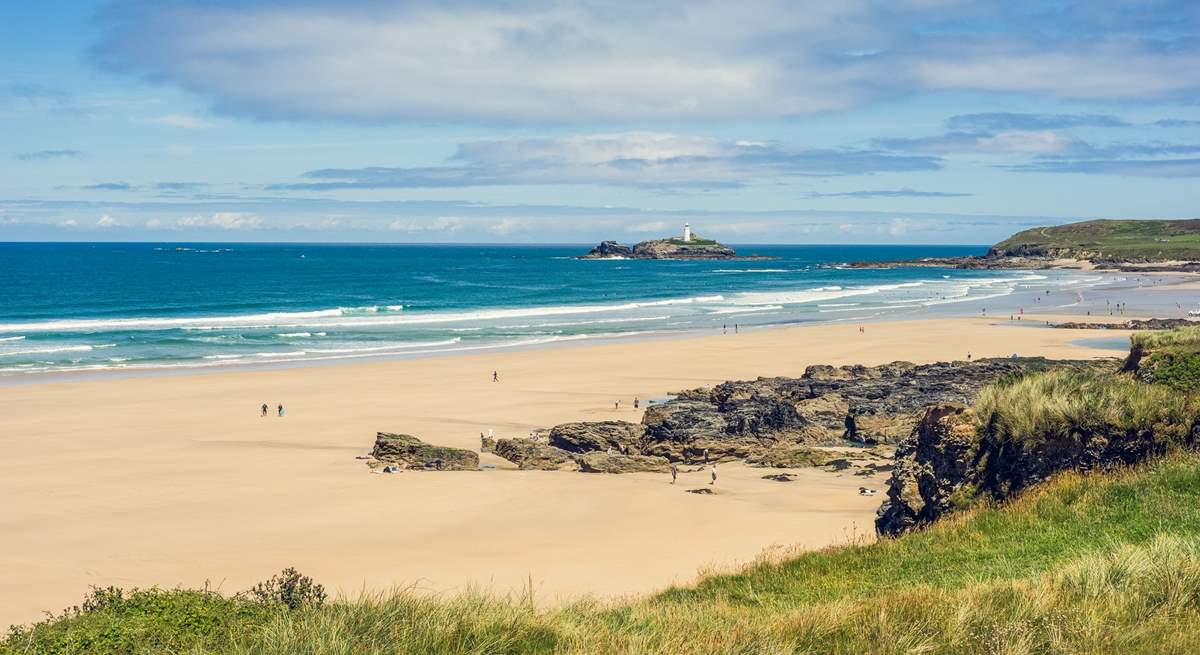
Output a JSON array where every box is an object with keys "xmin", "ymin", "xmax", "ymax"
[
  {"xmin": 991, "ymin": 218, "xmax": 1200, "ymax": 261},
  {"xmin": 1130, "ymin": 326, "xmax": 1200, "ymax": 391},
  {"xmin": 8, "ymin": 453, "xmax": 1200, "ymax": 654},
  {"xmin": 662, "ymin": 237, "xmax": 719, "ymax": 246},
  {"xmin": 974, "ymin": 368, "xmax": 1196, "ymax": 445}
]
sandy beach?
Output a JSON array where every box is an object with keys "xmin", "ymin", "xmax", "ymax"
[{"xmin": 0, "ymin": 312, "xmax": 1146, "ymax": 629}]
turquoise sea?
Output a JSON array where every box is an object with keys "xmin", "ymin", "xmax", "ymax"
[{"xmin": 0, "ymin": 243, "xmax": 1109, "ymax": 378}]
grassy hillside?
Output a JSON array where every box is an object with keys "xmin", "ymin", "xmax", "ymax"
[
  {"xmin": 6, "ymin": 452, "xmax": 1200, "ymax": 654},
  {"xmin": 991, "ymin": 218, "xmax": 1200, "ymax": 261}
]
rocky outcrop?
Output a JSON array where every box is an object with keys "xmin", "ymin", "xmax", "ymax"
[
  {"xmin": 531, "ymin": 357, "xmax": 1095, "ymax": 470},
  {"xmin": 875, "ymin": 405, "xmax": 980, "ymax": 536},
  {"xmin": 1054, "ymin": 318, "xmax": 1197, "ymax": 330},
  {"xmin": 575, "ymin": 452, "xmax": 671, "ymax": 473},
  {"xmin": 580, "ymin": 241, "xmax": 634, "ymax": 259},
  {"xmin": 580, "ymin": 236, "xmax": 743, "ymax": 260},
  {"xmin": 549, "ymin": 421, "xmax": 646, "ymax": 454},
  {"xmin": 876, "ymin": 399, "xmax": 1200, "ymax": 537},
  {"xmin": 371, "ymin": 433, "xmax": 479, "ymax": 471},
  {"xmin": 491, "ymin": 438, "xmax": 577, "ymax": 470}
]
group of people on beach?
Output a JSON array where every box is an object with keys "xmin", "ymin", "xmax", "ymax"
[{"xmin": 260, "ymin": 402, "xmax": 285, "ymax": 417}]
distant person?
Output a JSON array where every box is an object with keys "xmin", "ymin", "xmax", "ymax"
[
  {"xmin": 671, "ymin": 462, "xmax": 678, "ymax": 484},
  {"xmin": 277, "ymin": 403, "xmax": 285, "ymax": 417},
  {"xmin": 492, "ymin": 371, "xmax": 499, "ymax": 382},
  {"xmin": 723, "ymin": 324, "xmax": 727, "ymax": 334},
  {"xmin": 614, "ymin": 400, "xmax": 620, "ymax": 410},
  {"xmin": 703, "ymin": 448, "xmax": 709, "ymax": 464},
  {"xmin": 967, "ymin": 352, "xmax": 971, "ymax": 361},
  {"xmin": 633, "ymin": 397, "xmax": 639, "ymax": 409},
  {"xmin": 734, "ymin": 323, "xmax": 738, "ymax": 334},
  {"xmin": 261, "ymin": 403, "xmax": 268, "ymax": 417},
  {"xmin": 710, "ymin": 463, "xmax": 717, "ymax": 485}
]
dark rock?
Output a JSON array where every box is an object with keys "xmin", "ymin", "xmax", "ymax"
[
  {"xmin": 1054, "ymin": 318, "xmax": 1197, "ymax": 330},
  {"xmin": 371, "ymin": 433, "xmax": 479, "ymax": 471},
  {"xmin": 827, "ymin": 459, "xmax": 854, "ymax": 471},
  {"xmin": 580, "ymin": 240, "xmax": 634, "ymax": 259},
  {"xmin": 875, "ymin": 405, "xmax": 980, "ymax": 536},
  {"xmin": 876, "ymin": 399, "xmax": 1200, "ymax": 537},
  {"xmin": 548, "ymin": 421, "xmax": 646, "ymax": 454},
  {"xmin": 686, "ymin": 488, "xmax": 715, "ymax": 494},
  {"xmin": 575, "ymin": 452, "xmax": 671, "ymax": 473},
  {"xmin": 492, "ymin": 438, "xmax": 576, "ymax": 470},
  {"xmin": 762, "ymin": 473, "xmax": 796, "ymax": 482}
]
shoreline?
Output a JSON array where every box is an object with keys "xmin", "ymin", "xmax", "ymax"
[{"xmin": 5, "ymin": 268, "xmax": 1194, "ymax": 387}]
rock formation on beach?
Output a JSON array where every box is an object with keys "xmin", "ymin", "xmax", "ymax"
[
  {"xmin": 1054, "ymin": 318, "xmax": 1198, "ymax": 330},
  {"xmin": 487, "ymin": 357, "xmax": 1098, "ymax": 473},
  {"xmin": 370, "ymin": 433, "xmax": 479, "ymax": 471}
]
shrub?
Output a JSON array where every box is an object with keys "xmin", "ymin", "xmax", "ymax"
[{"xmin": 238, "ymin": 567, "xmax": 327, "ymax": 610}]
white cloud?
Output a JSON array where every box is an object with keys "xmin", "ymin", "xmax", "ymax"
[
  {"xmin": 95, "ymin": 1, "xmax": 1200, "ymax": 123},
  {"xmin": 176, "ymin": 212, "xmax": 263, "ymax": 230},
  {"xmin": 283, "ymin": 131, "xmax": 940, "ymax": 190},
  {"xmin": 96, "ymin": 214, "xmax": 119, "ymax": 228},
  {"xmin": 60, "ymin": 219, "xmax": 79, "ymax": 227},
  {"xmin": 141, "ymin": 113, "xmax": 213, "ymax": 129},
  {"xmin": 488, "ymin": 218, "xmax": 532, "ymax": 236},
  {"xmin": 625, "ymin": 221, "xmax": 669, "ymax": 233},
  {"xmin": 389, "ymin": 216, "xmax": 464, "ymax": 233}
]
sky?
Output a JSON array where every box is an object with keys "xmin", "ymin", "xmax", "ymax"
[{"xmin": 1, "ymin": 0, "xmax": 1198, "ymax": 244}]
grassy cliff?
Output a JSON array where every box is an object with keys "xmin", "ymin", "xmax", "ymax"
[{"xmin": 990, "ymin": 218, "xmax": 1200, "ymax": 261}]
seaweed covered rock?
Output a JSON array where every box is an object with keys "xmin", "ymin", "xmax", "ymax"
[
  {"xmin": 371, "ymin": 433, "xmax": 479, "ymax": 471},
  {"xmin": 492, "ymin": 438, "xmax": 576, "ymax": 470},
  {"xmin": 575, "ymin": 452, "xmax": 671, "ymax": 473},
  {"xmin": 548, "ymin": 421, "xmax": 646, "ymax": 454}
]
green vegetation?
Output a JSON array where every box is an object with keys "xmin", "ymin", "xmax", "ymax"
[
  {"xmin": 991, "ymin": 218, "xmax": 1200, "ymax": 261},
  {"xmin": 1131, "ymin": 325, "xmax": 1200, "ymax": 391},
  {"xmin": 7, "ymin": 453, "xmax": 1200, "ymax": 654},
  {"xmin": 662, "ymin": 237, "xmax": 718, "ymax": 246},
  {"xmin": 974, "ymin": 368, "xmax": 1196, "ymax": 445}
]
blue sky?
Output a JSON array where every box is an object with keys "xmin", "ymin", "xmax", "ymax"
[{"xmin": 2, "ymin": 0, "xmax": 1198, "ymax": 244}]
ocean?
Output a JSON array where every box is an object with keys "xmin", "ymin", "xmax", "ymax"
[{"xmin": 0, "ymin": 242, "xmax": 1108, "ymax": 378}]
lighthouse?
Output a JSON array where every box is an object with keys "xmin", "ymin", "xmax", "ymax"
[{"xmin": 682, "ymin": 223, "xmax": 692, "ymax": 242}]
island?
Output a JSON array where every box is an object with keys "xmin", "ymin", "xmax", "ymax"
[
  {"xmin": 580, "ymin": 223, "xmax": 749, "ymax": 260},
  {"xmin": 844, "ymin": 218, "xmax": 1200, "ymax": 271}
]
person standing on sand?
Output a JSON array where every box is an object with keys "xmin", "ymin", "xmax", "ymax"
[
  {"xmin": 710, "ymin": 463, "xmax": 717, "ymax": 485},
  {"xmin": 703, "ymin": 448, "xmax": 709, "ymax": 464},
  {"xmin": 277, "ymin": 403, "xmax": 285, "ymax": 417},
  {"xmin": 261, "ymin": 403, "xmax": 268, "ymax": 417},
  {"xmin": 492, "ymin": 371, "xmax": 499, "ymax": 382},
  {"xmin": 614, "ymin": 400, "xmax": 620, "ymax": 410},
  {"xmin": 670, "ymin": 462, "xmax": 678, "ymax": 484},
  {"xmin": 634, "ymin": 397, "xmax": 639, "ymax": 409}
]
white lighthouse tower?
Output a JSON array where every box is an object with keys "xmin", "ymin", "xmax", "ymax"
[{"xmin": 682, "ymin": 223, "xmax": 692, "ymax": 242}]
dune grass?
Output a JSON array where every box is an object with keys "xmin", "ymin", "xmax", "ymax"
[
  {"xmin": 7, "ymin": 452, "xmax": 1200, "ymax": 654},
  {"xmin": 1131, "ymin": 324, "xmax": 1200, "ymax": 352},
  {"xmin": 973, "ymin": 368, "xmax": 1196, "ymax": 445}
]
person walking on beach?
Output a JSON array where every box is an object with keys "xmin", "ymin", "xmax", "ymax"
[
  {"xmin": 710, "ymin": 463, "xmax": 717, "ymax": 485},
  {"xmin": 670, "ymin": 462, "xmax": 678, "ymax": 484},
  {"xmin": 277, "ymin": 403, "xmax": 285, "ymax": 417},
  {"xmin": 614, "ymin": 400, "xmax": 620, "ymax": 410},
  {"xmin": 634, "ymin": 396, "xmax": 639, "ymax": 409},
  {"xmin": 261, "ymin": 403, "xmax": 268, "ymax": 417},
  {"xmin": 492, "ymin": 370, "xmax": 499, "ymax": 382},
  {"xmin": 703, "ymin": 448, "xmax": 709, "ymax": 464}
]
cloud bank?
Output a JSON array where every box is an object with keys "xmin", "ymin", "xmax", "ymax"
[{"xmin": 94, "ymin": 0, "xmax": 1200, "ymax": 123}]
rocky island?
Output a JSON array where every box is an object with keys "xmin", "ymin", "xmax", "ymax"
[{"xmin": 580, "ymin": 223, "xmax": 757, "ymax": 260}]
